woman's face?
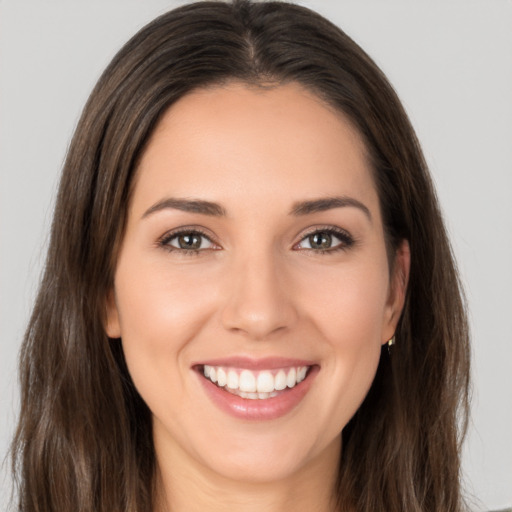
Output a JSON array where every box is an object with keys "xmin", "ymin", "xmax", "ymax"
[{"xmin": 106, "ymin": 81, "xmax": 408, "ymax": 484}]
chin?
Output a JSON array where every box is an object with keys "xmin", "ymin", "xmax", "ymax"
[{"xmin": 193, "ymin": 427, "xmax": 340, "ymax": 485}]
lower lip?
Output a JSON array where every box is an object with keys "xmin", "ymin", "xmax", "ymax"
[{"xmin": 196, "ymin": 366, "xmax": 319, "ymax": 421}]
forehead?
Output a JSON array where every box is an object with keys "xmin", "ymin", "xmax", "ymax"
[{"xmin": 133, "ymin": 81, "xmax": 379, "ymax": 217}]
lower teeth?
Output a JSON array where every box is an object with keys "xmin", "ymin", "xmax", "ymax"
[{"xmin": 223, "ymin": 386, "xmax": 280, "ymax": 400}]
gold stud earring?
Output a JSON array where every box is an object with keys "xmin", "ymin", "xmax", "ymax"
[{"xmin": 387, "ymin": 336, "xmax": 395, "ymax": 355}]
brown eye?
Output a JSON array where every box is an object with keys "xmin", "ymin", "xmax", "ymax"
[
  {"xmin": 163, "ymin": 231, "xmax": 216, "ymax": 252},
  {"xmin": 308, "ymin": 232, "xmax": 333, "ymax": 249},
  {"xmin": 176, "ymin": 233, "xmax": 202, "ymax": 249},
  {"xmin": 296, "ymin": 228, "xmax": 354, "ymax": 252}
]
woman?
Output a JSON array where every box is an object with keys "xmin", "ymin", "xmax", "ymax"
[{"xmin": 11, "ymin": 1, "xmax": 470, "ymax": 511}]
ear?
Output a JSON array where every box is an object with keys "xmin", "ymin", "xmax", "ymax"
[
  {"xmin": 381, "ymin": 239, "xmax": 410, "ymax": 344},
  {"xmin": 105, "ymin": 288, "xmax": 122, "ymax": 339}
]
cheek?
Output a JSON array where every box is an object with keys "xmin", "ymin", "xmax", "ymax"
[
  {"xmin": 301, "ymin": 257, "xmax": 390, "ymax": 348},
  {"xmin": 296, "ymin": 257, "xmax": 388, "ymax": 426},
  {"xmin": 112, "ymin": 257, "xmax": 219, "ymax": 406},
  {"xmin": 115, "ymin": 255, "xmax": 218, "ymax": 338}
]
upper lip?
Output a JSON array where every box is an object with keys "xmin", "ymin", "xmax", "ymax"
[{"xmin": 192, "ymin": 356, "xmax": 317, "ymax": 371}]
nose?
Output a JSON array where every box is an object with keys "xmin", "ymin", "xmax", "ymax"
[{"xmin": 220, "ymin": 251, "xmax": 298, "ymax": 340}]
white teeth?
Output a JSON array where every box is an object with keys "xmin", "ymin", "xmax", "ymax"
[
  {"xmin": 209, "ymin": 366, "xmax": 217, "ymax": 383},
  {"xmin": 256, "ymin": 371, "xmax": 274, "ymax": 393},
  {"xmin": 274, "ymin": 370, "xmax": 287, "ymax": 391},
  {"xmin": 232, "ymin": 390, "xmax": 279, "ymax": 400},
  {"xmin": 286, "ymin": 367, "xmax": 297, "ymax": 388},
  {"xmin": 227, "ymin": 370, "xmax": 238, "ymax": 389},
  {"xmin": 216, "ymin": 368, "xmax": 227, "ymax": 387},
  {"xmin": 240, "ymin": 391, "xmax": 259, "ymax": 399},
  {"xmin": 202, "ymin": 365, "xmax": 310, "ymax": 397},
  {"xmin": 239, "ymin": 369, "xmax": 257, "ymax": 392}
]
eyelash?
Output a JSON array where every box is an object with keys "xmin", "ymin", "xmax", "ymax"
[
  {"xmin": 158, "ymin": 227, "xmax": 218, "ymax": 256},
  {"xmin": 157, "ymin": 226, "xmax": 355, "ymax": 255},
  {"xmin": 294, "ymin": 226, "xmax": 355, "ymax": 254}
]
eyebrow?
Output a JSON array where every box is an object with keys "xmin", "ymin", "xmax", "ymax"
[
  {"xmin": 290, "ymin": 196, "xmax": 372, "ymax": 221},
  {"xmin": 142, "ymin": 198, "xmax": 227, "ymax": 218},
  {"xmin": 142, "ymin": 195, "xmax": 371, "ymax": 221}
]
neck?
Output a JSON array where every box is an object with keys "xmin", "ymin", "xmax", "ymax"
[{"xmin": 153, "ymin": 434, "xmax": 341, "ymax": 512}]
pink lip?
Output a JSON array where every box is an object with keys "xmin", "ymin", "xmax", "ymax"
[
  {"xmin": 195, "ymin": 362, "xmax": 320, "ymax": 421},
  {"xmin": 193, "ymin": 356, "xmax": 316, "ymax": 370}
]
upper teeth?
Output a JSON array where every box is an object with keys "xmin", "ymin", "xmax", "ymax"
[{"xmin": 203, "ymin": 365, "xmax": 309, "ymax": 393}]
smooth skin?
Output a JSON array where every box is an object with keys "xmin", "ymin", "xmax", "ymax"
[{"xmin": 106, "ymin": 81, "xmax": 410, "ymax": 512}]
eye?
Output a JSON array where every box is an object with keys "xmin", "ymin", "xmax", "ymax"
[
  {"xmin": 295, "ymin": 228, "xmax": 354, "ymax": 252},
  {"xmin": 159, "ymin": 229, "xmax": 218, "ymax": 253}
]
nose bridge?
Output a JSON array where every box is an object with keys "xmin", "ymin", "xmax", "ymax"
[{"xmin": 221, "ymin": 242, "xmax": 297, "ymax": 340}]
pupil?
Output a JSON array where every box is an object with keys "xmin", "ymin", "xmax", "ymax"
[
  {"xmin": 311, "ymin": 232, "xmax": 331, "ymax": 249},
  {"xmin": 179, "ymin": 234, "xmax": 201, "ymax": 249}
]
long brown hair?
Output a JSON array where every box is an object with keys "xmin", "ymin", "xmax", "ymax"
[{"xmin": 12, "ymin": 1, "xmax": 470, "ymax": 511}]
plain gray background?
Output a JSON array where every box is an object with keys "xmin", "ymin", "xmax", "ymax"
[{"xmin": 1, "ymin": 1, "xmax": 511, "ymax": 509}]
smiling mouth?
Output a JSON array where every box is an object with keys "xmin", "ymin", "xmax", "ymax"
[{"xmin": 197, "ymin": 365, "xmax": 313, "ymax": 400}]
